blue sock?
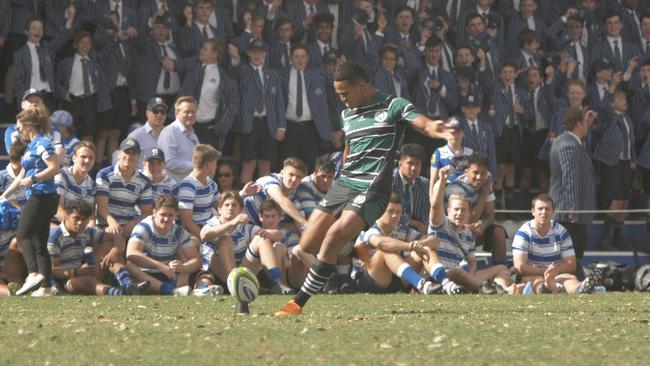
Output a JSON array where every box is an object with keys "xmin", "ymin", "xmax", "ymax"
[
  {"xmin": 114, "ymin": 268, "xmax": 133, "ymax": 288},
  {"xmin": 160, "ymin": 281, "xmax": 175, "ymax": 295},
  {"xmin": 106, "ymin": 287, "xmax": 123, "ymax": 296},
  {"xmin": 196, "ymin": 282, "xmax": 208, "ymax": 290},
  {"xmin": 397, "ymin": 263, "xmax": 423, "ymax": 289},
  {"xmin": 431, "ymin": 264, "xmax": 448, "ymax": 283},
  {"xmin": 267, "ymin": 267, "xmax": 282, "ymax": 285}
]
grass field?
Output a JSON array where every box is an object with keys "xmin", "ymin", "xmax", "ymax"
[{"xmin": 1, "ymin": 294, "xmax": 649, "ymax": 366}]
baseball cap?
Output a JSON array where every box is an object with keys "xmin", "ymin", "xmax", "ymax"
[
  {"xmin": 50, "ymin": 110, "xmax": 74, "ymax": 127},
  {"xmin": 446, "ymin": 117, "xmax": 463, "ymax": 129},
  {"xmin": 591, "ymin": 58, "xmax": 612, "ymax": 74},
  {"xmin": 147, "ymin": 97, "xmax": 168, "ymax": 112},
  {"xmin": 144, "ymin": 148, "xmax": 165, "ymax": 162},
  {"xmin": 461, "ymin": 93, "xmax": 481, "ymax": 107},
  {"xmin": 249, "ymin": 40, "xmax": 267, "ymax": 52},
  {"xmin": 119, "ymin": 138, "xmax": 141, "ymax": 153},
  {"xmin": 22, "ymin": 88, "xmax": 43, "ymax": 101}
]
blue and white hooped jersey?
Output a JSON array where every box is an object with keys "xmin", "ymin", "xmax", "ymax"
[
  {"xmin": 243, "ymin": 173, "xmax": 304, "ymax": 226},
  {"xmin": 150, "ymin": 175, "xmax": 177, "ymax": 202},
  {"xmin": 173, "ymin": 175, "xmax": 219, "ymax": 226},
  {"xmin": 61, "ymin": 135, "xmax": 80, "ymax": 167},
  {"xmin": 130, "ymin": 216, "xmax": 193, "ymax": 270},
  {"xmin": 296, "ymin": 175, "xmax": 326, "ymax": 218},
  {"xmin": 55, "ymin": 166, "xmax": 96, "ymax": 207},
  {"xmin": 512, "ymin": 220, "xmax": 575, "ymax": 267},
  {"xmin": 356, "ymin": 221, "xmax": 421, "ymax": 260},
  {"xmin": 47, "ymin": 223, "xmax": 105, "ymax": 269},
  {"xmin": 0, "ymin": 167, "xmax": 27, "ymax": 207},
  {"xmin": 200, "ymin": 216, "xmax": 260, "ymax": 270},
  {"xmin": 428, "ymin": 218, "xmax": 475, "ymax": 269},
  {"xmin": 431, "ymin": 145, "xmax": 474, "ymax": 183},
  {"xmin": 96, "ymin": 165, "xmax": 153, "ymax": 225}
]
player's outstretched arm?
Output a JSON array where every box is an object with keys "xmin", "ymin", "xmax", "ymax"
[
  {"xmin": 411, "ymin": 116, "xmax": 453, "ymax": 141},
  {"xmin": 429, "ymin": 167, "xmax": 449, "ymax": 227}
]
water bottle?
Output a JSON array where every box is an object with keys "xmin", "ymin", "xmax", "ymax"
[
  {"xmin": 523, "ymin": 281, "xmax": 534, "ymax": 295},
  {"xmin": 459, "ymin": 260, "xmax": 469, "ymax": 272},
  {"xmin": 83, "ymin": 246, "xmax": 95, "ymax": 266},
  {"xmin": 594, "ymin": 285, "xmax": 606, "ymax": 294}
]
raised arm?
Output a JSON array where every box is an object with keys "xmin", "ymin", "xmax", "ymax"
[
  {"xmin": 266, "ymin": 185, "xmax": 307, "ymax": 227},
  {"xmin": 429, "ymin": 167, "xmax": 449, "ymax": 226}
]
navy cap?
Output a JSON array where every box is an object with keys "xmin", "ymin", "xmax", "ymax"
[
  {"xmin": 446, "ymin": 117, "xmax": 463, "ymax": 129},
  {"xmin": 461, "ymin": 93, "xmax": 481, "ymax": 107},
  {"xmin": 51, "ymin": 110, "xmax": 74, "ymax": 127},
  {"xmin": 119, "ymin": 138, "xmax": 141, "ymax": 153},
  {"xmin": 249, "ymin": 40, "xmax": 267, "ymax": 52},
  {"xmin": 144, "ymin": 148, "xmax": 165, "ymax": 162},
  {"xmin": 22, "ymin": 88, "xmax": 43, "ymax": 101},
  {"xmin": 147, "ymin": 97, "xmax": 168, "ymax": 112},
  {"xmin": 591, "ymin": 58, "xmax": 612, "ymax": 74}
]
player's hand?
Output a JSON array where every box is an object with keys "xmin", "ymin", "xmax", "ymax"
[
  {"xmin": 162, "ymin": 57, "xmax": 175, "ymax": 71},
  {"xmin": 77, "ymin": 265, "xmax": 97, "ymax": 277},
  {"xmin": 160, "ymin": 264, "xmax": 177, "ymax": 279},
  {"xmin": 377, "ymin": 14, "xmax": 388, "ymax": 33},
  {"xmin": 565, "ymin": 8, "xmax": 578, "ymax": 18},
  {"xmin": 419, "ymin": 27, "xmax": 432, "ymax": 45},
  {"xmin": 438, "ymin": 166, "xmax": 450, "ymax": 181},
  {"xmin": 427, "ymin": 78, "xmax": 439, "ymax": 89},
  {"xmin": 240, "ymin": 181, "xmax": 261, "ymax": 196},
  {"xmin": 19, "ymin": 176, "xmax": 34, "ymax": 188},
  {"xmin": 168, "ymin": 259, "xmax": 185, "ymax": 272},
  {"xmin": 584, "ymin": 110, "xmax": 598, "ymax": 124},
  {"xmin": 106, "ymin": 222, "xmax": 124, "ymax": 236},
  {"xmin": 409, "ymin": 240, "xmax": 430, "ymax": 262},
  {"xmin": 256, "ymin": 229, "xmax": 272, "ymax": 240},
  {"xmin": 125, "ymin": 26, "xmax": 138, "ymax": 38},
  {"xmin": 275, "ymin": 129, "xmax": 285, "ymax": 141},
  {"xmin": 631, "ymin": 161, "xmax": 637, "ymax": 170},
  {"xmin": 100, "ymin": 248, "xmax": 121, "ymax": 269},
  {"xmin": 331, "ymin": 130, "xmax": 343, "ymax": 149},
  {"xmin": 183, "ymin": 6, "xmax": 193, "ymax": 25},
  {"xmin": 233, "ymin": 213, "xmax": 250, "ymax": 225},
  {"xmin": 243, "ymin": 11, "xmax": 252, "ymax": 30}
]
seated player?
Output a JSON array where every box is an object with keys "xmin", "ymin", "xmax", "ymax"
[
  {"xmin": 174, "ymin": 144, "xmax": 221, "ymax": 239},
  {"xmin": 430, "ymin": 167, "xmax": 514, "ymax": 294},
  {"xmin": 54, "ymin": 141, "xmax": 97, "ymax": 224},
  {"xmin": 353, "ymin": 193, "xmax": 441, "ymax": 295},
  {"xmin": 142, "ymin": 148, "xmax": 177, "ymax": 202},
  {"xmin": 96, "ymin": 138, "xmax": 153, "ymax": 238},
  {"xmin": 243, "ymin": 157, "xmax": 308, "ymax": 228},
  {"xmin": 296, "ymin": 155, "xmax": 337, "ymax": 218},
  {"xmin": 0, "ymin": 235, "xmax": 23, "ymax": 296},
  {"xmin": 512, "ymin": 194, "xmax": 600, "ymax": 294},
  {"xmin": 197, "ymin": 192, "xmax": 289, "ymax": 295},
  {"xmin": 0, "ymin": 140, "xmax": 28, "ymax": 208},
  {"xmin": 126, "ymin": 195, "xmax": 202, "ymax": 296},
  {"xmin": 50, "ymin": 110, "xmax": 80, "ymax": 167},
  {"xmin": 48, "ymin": 199, "xmax": 149, "ymax": 296},
  {"xmin": 444, "ymin": 153, "xmax": 508, "ymax": 264}
]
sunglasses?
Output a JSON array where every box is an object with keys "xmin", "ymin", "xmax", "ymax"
[
  {"xmin": 151, "ymin": 109, "xmax": 167, "ymax": 115},
  {"xmin": 217, "ymin": 172, "xmax": 232, "ymax": 178}
]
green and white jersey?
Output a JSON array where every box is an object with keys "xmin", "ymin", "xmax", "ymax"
[{"xmin": 340, "ymin": 92, "xmax": 421, "ymax": 192}]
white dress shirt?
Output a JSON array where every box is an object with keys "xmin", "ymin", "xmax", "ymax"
[
  {"xmin": 156, "ymin": 42, "xmax": 180, "ymax": 95},
  {"xmin": 27, "ymin": 42, "xmax": 51, "ymax": 92},
  {"xmin": 197, "ymin": 63, "xmax": 221, "ymax": 123},
  {"xmin": 69, "ymin": 54, "xmax": 96, "ymax": 96},
  {"xmin": 195, "ymin": 21, "xmax": 215, "ymax": 39},
  {"xmin": 286, "ymin": 67, "xmax": 312, "ymax": 122}
]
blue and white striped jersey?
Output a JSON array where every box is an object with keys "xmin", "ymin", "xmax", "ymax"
[
  {"xmin": 200, "ymin": 216, "xmax": 261, "ymax": 269},
  {"xmin": 96, "ymin": 165, "xmax": 153, "ymax": 225},
  {"xmin": 431, "ymin": 145, "xmax": 474, "ymax": 183},
  {"xmin": 61, "ymin": 134, "xmax": 80, "ymax": 167},
  {"xmin": 173, "ymin": 175, "xmax": 218, "ymax": 226},
  {"xmin": 150, "ymin": 175, "xmax": 177, "ymax": 202},
  {"xmin": 55, "ymin": 166, "xmax": 96, "ymax": 207},
  {"xmin": 47, "ymin": 223, "xmax": 105, "ymax": 269},
  {"xmin": 356, "ymin": 221, "xmax": 422, "ymax": 259},
  {"xmin": 428, "ymin": 218, "xmax": 475, "ymax": 269},
  {"xmin": 295, "ymin": 175, "xmax": 326, "ymax": 218},
  {"xmin": 243, "ymin": 173, "xmax": 304, "ymax": 226},
  {"xmin": 130, "ymin": 216, "xmax": 193, "ymax": 270},
  {"xmin": 0, "ymin": 167, "xmax": 27, "ymax": 207},
  {"xmin": 512, "ymin": 220, "xmax": 575, "ymax": 267}
]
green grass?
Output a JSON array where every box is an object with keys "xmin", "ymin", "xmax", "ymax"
[{"xmin": 1, "ymin": 294, "xmax": 649, "ymax": 366}]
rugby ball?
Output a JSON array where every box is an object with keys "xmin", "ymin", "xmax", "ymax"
[{"xmin": 227, "ymin": 267, "xmax": 260, "ymax": 303}]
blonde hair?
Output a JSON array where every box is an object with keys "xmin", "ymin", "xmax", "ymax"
[
  {"xmin": 192, "ymin": 144, "xmax": 221, "ymax": 169},
  {"xmin": 447, "ymin": 193, "xmax": 469, "ymax": 207},
  {"xmin": 174, "ymin": 96, "xmax": 198, "ymax": 110}
]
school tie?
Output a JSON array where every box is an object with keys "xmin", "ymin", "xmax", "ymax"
[
  {"xmin": 35, "ymin": 44, "xmax": 47, "ymax": 81},
  {"xmin": 428, "ymin": 69, "xmax": 439, "ymax": 116},
  {"xmin": 81, "ymin": 58, "xmax": 91, "ymax": 96},
  {"xmin": 403, "ymin": 183, "xmax": 411, "ymax": 215},
  {"xmin": 255, "ymin": 68, "xmax": 264, "ymax": 113},
  {"xmin": 160, "ymin": 44, "xmax": 171, "ymax": 90},
  {"xmin": 622, "ymin": 116, "xmax": 631, "ymax": 160},
  {"xmin": 471, "ymin": 122, "xmax": 478, "ymax": 136},
  {"xmin": 613, "ymin": 40, "xmax": 622, "ymax": 66},
  {"xmin": 202, "ymin": 25, "xmax": 209, "ymax": 40},
  {"xmin": 507, "ymin": 86, "xmax": 516, "ymax": 127},
  {"xmin": 283, "ymin": 43, "xmax": 291, "ymax": 68},
  {"xmin": 296, "ymin": 69, "xmax": 303, "ymax": 118}
]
